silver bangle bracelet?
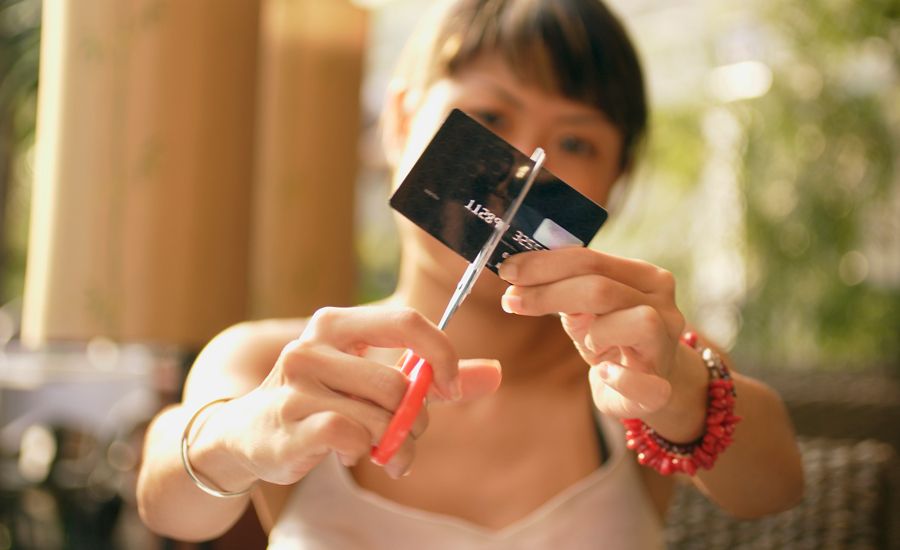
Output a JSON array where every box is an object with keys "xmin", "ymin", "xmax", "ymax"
[{"xmin": 180, "ymin": 397, "xmax": 254, "ymax": 498}]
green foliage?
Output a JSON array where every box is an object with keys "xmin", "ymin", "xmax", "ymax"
[
  {"xmin": 644, "ymin": 107, "xmax": 707, "ymax": 192},
  {"xmin": 0, "ymin": 0, "xmax": 40, "ymax": 303},
  {"xmin": 734, "ymin": 0, "xmax": 900, "ymax": 368},
  {"xmin": 596, "ymin": 104, "xmax": 706, "ymax": 316}
]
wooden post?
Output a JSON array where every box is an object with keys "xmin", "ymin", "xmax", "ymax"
[
  {"xmin": 249, "ymin": 0, "xmax": 367, "ymax": 319},
  {"xmin": 22, "ymin": 0, "xmax": 261, "ymax": 348}
]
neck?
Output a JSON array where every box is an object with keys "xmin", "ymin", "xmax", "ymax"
[{"xmin": 389, "ymin": 255, "xmax": 582, "ymax": 386}]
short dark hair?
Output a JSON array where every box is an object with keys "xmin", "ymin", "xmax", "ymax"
[{"xmin": 395, "ymin": 0, "xmax": 648, "ymax": 172}]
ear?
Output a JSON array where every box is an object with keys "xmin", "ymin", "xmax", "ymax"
[{"xmin": 381, "ymin": 79, "xmax": 415, "ymax": 167}]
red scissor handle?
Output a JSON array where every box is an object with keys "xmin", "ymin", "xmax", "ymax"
[{"xmin": 370, "ymin": 350, "xmax": 433, "ymax": 465}]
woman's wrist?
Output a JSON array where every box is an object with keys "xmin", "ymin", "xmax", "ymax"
[
  {"xmin": 642, "ymin": 340, "xmax": 708, "ymax": 443},
  {"xmin": 623, "ymin": 332, "xmax": 742, "ymax": 475},
  {"xmin": 182, "ymin": 398, "xmax": 257, "ymax": 496}
]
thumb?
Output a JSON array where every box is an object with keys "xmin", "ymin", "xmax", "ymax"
[{"xmin": 429, "ymin": 359, "xmax": 501, "ymax": 403}]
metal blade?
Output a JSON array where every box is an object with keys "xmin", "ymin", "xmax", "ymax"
[{"xmin": 437, "ymin": 147, "xmax": 546, "ymax": 330}]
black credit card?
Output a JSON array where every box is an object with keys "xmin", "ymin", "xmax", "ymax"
[{"xmin": 390, "ymin": 109, "xmax": 608, "ymax": 273}]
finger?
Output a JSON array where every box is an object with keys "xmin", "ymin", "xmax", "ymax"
[
  {"xmin": 458, "ymin": 359, "xmax": 502, "ymax": 401},
  {"xmin": 328, "ymin": 392, "xmax": 428, "ymax": 448},
  {"xmin": 303, "ymin": 306, "xmax": 460, "ymax": 400},
  {"xmin": 581, "ymin": 306, "xmax": 670, "ymax": 366},
  {"xmin": 588, "ymin": 375, "xmax": 644, "ymax": 419},
  {"xmin": 410, "ymin": 403, "xmax": 429, "ymax": 439},
  {"xmin": 499, "ymin": 248, "xmax": 673, "ymax": 294},
  {"xmin": 589, "ymin": 361, "xmax": 672, "ymax": 414},
  {"xmin": 324, "ymin": 395, "xmax": 396, "ymax": 446},
  {"xmin": 427, "ymin": 359, "xmax": 502, "ymax": 404},
  {"xmin": 366, "ymin": 360, "xmax": 498, "ymax": 464},
  {"xmin": 289, "ymin": 411, "xmax": 372, "ymax": 475},
  {"xmin": 559, "ymin": 313, "xmax": 603, "ymax": 364},
  {"xmin": 559, "ymin": 312, "xmax": 593, "ymax": 342},
  {"xmin": 283, "ymin": 346, "xmax": 412, "ymax": 412},
  {"xmin": 382, "ymin": 432, "xmax": 416, "ymax": 479},
  {"xmin": 501, "ymin": 274, "xmax": 649, "ymax": 317}
]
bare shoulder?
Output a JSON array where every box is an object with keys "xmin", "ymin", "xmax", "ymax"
[{"xmin": 183, "ymin": 317, "xmax": 311, "ymax": 403}]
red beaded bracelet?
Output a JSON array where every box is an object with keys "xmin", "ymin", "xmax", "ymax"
[{"xmin": 621, "ymin": 332, "xmax": 741, "ymax": 476}]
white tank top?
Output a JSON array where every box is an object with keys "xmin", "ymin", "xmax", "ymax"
[{"xmin": 268, "ymin": 414, "xmax": 664, "ymax": 549}]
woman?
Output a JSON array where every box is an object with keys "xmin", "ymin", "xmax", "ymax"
[{"xmin": 138, "ymin": 1, "xmax": 804, "ymax": 547}]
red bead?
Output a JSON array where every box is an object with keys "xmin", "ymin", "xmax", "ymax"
[
  {"xmin": 681, "ymin": 332, "xmax": 698, "ymax": 348},
  {"xmin": 681, "ymin": 458, "xmax": 697, "ymax": 476},
  {"xmin": 639, "ymin": 447, "xmax": 659, "ymax": 461},
  {"xmin": 622, "ymin": 342, "xmax": 738, "ymax": 477},
  {"xmin": 693, "ymin": 449, "xmax": 713, "ymax": 469},
  {"xmin": 707, "ymin": 424, "xmax": 726, "ymax": 438},
  {"xmin": 659, "ymin": 457, "xmax": 674, "ymax": 476}
]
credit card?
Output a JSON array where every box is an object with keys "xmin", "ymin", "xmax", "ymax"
[{"xmin": 390, "ymin": 109, "xmax": 608, "ymax": 273}]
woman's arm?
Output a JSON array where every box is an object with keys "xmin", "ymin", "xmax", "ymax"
[
  {"xmin": 138, "ymin": 307, "xmax": 500, "ymax": 540},
  {"xmin": 694, "ymin": 370, "xmax": 804, "ymax": 517},
  {"xmin": 497, "ymin": 248, "xmax": 804, "ymax": 518},
  {"xmin": 643, "ymin": 339, "xmax": 803, "ymax": 517},
  {"xmin": 137, "ymin": 320, "xmax": 303, "ymax": 541},
  {"xmin": 137, "ymin": 307, "xmax": 483, "ymax": 542}
]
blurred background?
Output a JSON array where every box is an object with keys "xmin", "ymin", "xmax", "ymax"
[{"xmin": 0, "ymin": 0, "xmax": 897, "ymax": 548}]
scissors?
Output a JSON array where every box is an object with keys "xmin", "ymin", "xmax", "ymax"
[{"xmin": 371, "ymin": 147, "xmax": 547, "ymax": 466}]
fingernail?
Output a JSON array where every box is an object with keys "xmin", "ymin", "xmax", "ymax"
[
  {"xmin": 584, "ymin": 333, "xmax": 597, "ymax": 353},
  {"xmin": 386, "ymin": 461, "xmax": 406, "ymax": 480},
  {"xmin": 501, "ymin": 294, "xmax": 522, "ymax": 314},
  {"xmin": 498, "ymin": 261, "xmax": 518, "ymax": 282},
  {"xmin": 451, "ymin": 378, "xmax": 463, "ymax": 401}
]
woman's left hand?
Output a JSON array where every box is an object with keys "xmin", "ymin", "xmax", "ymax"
[{"xmin": 498, "ymin": 247, "xmax": 687, "ymax": 421}]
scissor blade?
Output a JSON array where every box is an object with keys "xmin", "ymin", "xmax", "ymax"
[{"xmin": 436, "ymin": 147, "xmax": 546, "ymax": 330}]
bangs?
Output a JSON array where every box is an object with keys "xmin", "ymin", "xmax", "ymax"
[
  {"xmin": 443, "ymin": 0, "xmax": 594, "ymax": 103},
  {"xmin": 429, "ymin": 0, "xmax": 647, "ymax": 169}
]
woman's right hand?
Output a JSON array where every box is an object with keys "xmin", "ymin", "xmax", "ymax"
[{"xmin": 202, "ymin": 305, "xmax": 501, "ymax": 486}]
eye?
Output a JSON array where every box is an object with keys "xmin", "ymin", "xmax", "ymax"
[
  {"xmin": 559, "ymin": 135, "xmax": 597, "ymax": 157},
  {"xmin": 472, "ymin": 110, "xmax": 507, "ymax": 130}
]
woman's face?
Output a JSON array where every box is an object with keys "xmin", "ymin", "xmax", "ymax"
[{"xmin": 390, "ymin": 54, "xmax": 625, "ymax": 293}]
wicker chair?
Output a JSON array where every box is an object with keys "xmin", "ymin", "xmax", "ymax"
[{"xmin": 665, "ymin": 437, "xmax": 899, "ymax": 549}]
